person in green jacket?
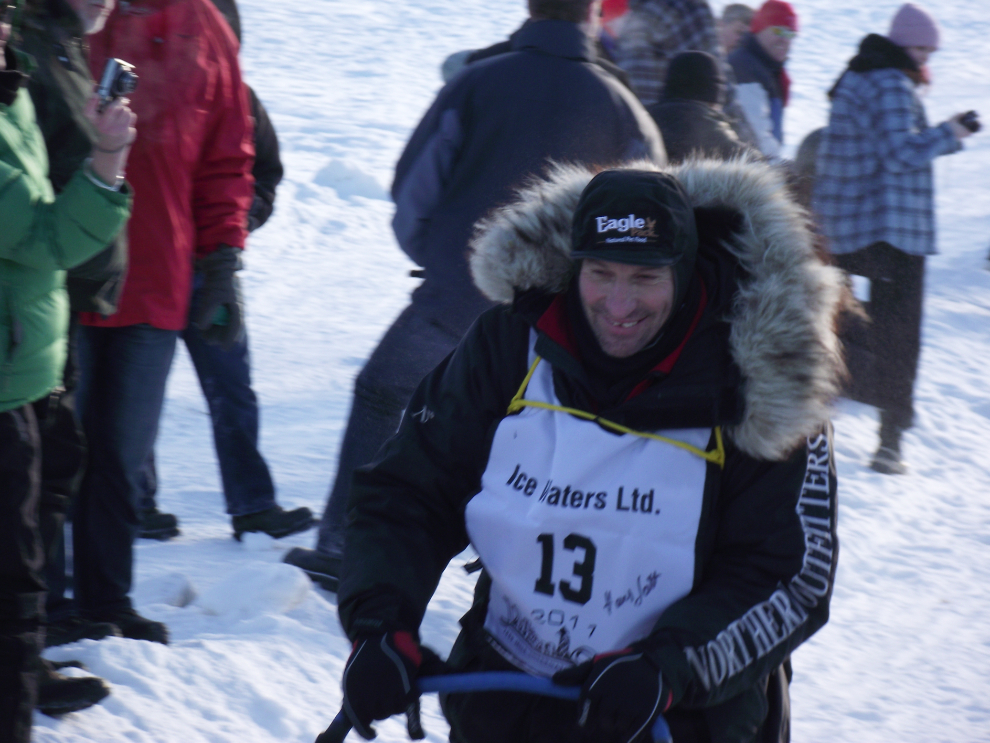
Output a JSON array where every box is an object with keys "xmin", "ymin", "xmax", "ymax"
[
  {"xmin": 14, "ymin": 0, "xmax": 133, "ymax": 650},
  {"xmin": 0, "ymin": 1, "xmax": 134, "ymax": 737}
]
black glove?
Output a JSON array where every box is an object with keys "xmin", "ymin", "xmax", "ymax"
[
  {"xmin": 191, "ymin": 245, "xmax": 244, "ymax": 350},
  {"xmin": 247, "ymin": 193, "xmax": 273, "ymax": 233},
  {"xmin": 341, "ymin": 631, "xmax": 427, "ymax": 740},
  {"xmin": 553, "ymin": 648, "xmax": 672, "ymax": 743}
]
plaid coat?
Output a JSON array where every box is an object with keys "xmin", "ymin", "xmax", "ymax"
[
  {"xmin": 614, "ymin": 0, "xmax": 722, "ymax": 107},
  {"xmin": 813, "ymin": 68, "xmax": 961, "ymax": 256}
]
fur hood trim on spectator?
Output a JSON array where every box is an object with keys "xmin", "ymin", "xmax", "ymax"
[{"xmin": 469, "ymin": 157, "xmax": 845, "ymax": 461}]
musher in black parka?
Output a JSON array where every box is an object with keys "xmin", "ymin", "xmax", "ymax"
[{"xmin": 329, "ymin": 158, "xmax": 844, "ymax": 743}]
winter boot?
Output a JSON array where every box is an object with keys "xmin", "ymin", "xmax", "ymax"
[
  {"xmin": 232, "ymin": 505, "xmax": 315, "ymax": 541},
  {"xmin": 35, "ymin": 658, "xmax": 110, "ymax": 717},
  {"xmin": 282, "ymin": 547, "xmax": 341, "ymax": 592},
  {"xmin": 138, "ymin": 507, "xmax": 180, "ymax": 540},
  {"xmin": 87, "ymin": 609, "xmax": 168, "ymax": 645},
  {"xmin": 870, "ymin": 420, "xmax": 907, "ymax": 475},
  {"xmin": 44, "ymin": 616, "xmax": 121, "ymax": 647}
]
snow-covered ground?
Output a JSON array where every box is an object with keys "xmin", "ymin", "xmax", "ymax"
[{"xmin": 34, "ymin": 0, "xmax": 990, "ymax": 741}]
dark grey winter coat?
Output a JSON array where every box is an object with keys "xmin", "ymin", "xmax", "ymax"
[{"xmin": 390, "ymin": 19, "xmax": 664, "ymax": 336}]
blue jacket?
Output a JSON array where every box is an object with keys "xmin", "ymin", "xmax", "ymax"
[
  {"xmin": 813, "ymin": 38, "xmax": 961, "ymax": 256},
  {"xmin": 391, "ymin": 20, "xmax": 664, "ymax": 335},
  {"xmin": 728, "ymin": 34, "xmax": 785, "ymax": 155}
]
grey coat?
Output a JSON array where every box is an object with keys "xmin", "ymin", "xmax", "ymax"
[{"xmin": 813, "ymin": 67, "xmax": 961, "ymax": 256}]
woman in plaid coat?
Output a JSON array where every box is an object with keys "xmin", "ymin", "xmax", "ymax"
[{"xmin": 813, "ymin": 3, "xmax": 975, "ymax": 474}]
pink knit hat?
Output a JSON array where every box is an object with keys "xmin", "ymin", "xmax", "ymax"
[{"xmin": 888, "ymin": 3, "xmax": 940, "ymax": 49}]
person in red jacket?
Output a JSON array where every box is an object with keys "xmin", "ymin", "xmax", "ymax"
[{"xmin": 59, "ymin": 0, "xmax": 254, "ymax": 644}]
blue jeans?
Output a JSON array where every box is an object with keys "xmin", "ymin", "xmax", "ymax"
[
  {"xmin": 140, "ymin": 281, "xmax": 276, "ymax": 517},
  {"xmin": 316, "ymin": 305, "xmax": 462, "ymax": 556},
  {"xmin": 180, "ymin": 313, "xmax": 276, "ymax": 516},
  {"xmin": 70, "ymin": 324, "xmax": 178, "ymax": 615}
]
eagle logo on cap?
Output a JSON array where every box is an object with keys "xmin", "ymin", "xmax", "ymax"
[{"xmin": 630, "ymin": 218, "xmax": 657, "ymax": 238}]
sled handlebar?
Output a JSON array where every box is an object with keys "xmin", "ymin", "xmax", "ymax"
[{"xmin": 315, "ymin": 671, "xmax": 672, "ymax": 743}]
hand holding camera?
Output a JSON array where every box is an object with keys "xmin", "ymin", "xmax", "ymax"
[
  {"xmin": 96, "ymin": 58, "xmax": 138, "ymax": 113},
  {"xmin": 949, "ymin": 110, "xmax": 980, "ymax": 140},
  {"xmin": 83, "ymin": 59, "xmax": 139, "ymax": 187}
]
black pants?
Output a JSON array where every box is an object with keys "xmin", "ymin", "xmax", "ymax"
[
  {"xmin": 834, "ymin": 242, "xmax": 925, "ymax": 430},
  {"xmin": 0, "ymin": 404, "xmax": 45, "ymax": 743},
  {"xmin": 37, "ymin": 388, "xmax": 86, "ymax": 621},
  {"xmin": 36, "ymin": 316, "xmax": 92, "ymax": 621}
]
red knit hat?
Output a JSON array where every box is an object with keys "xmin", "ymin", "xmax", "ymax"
[
  {"xmin": 601, "ymin": 0, "xmax": 628, "ymax": 26},
  {"xmin": 750, "ymin": 0, "xmax": 799, "ymax": 34}
]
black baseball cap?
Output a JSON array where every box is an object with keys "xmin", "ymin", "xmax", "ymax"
[{"xmin": 571, "ymin": 169, "xmax": 698, "ymax": 271}]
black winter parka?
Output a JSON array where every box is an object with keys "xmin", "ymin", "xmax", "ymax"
[{"xmin": 340, "ymin": 160, "xmax": 844, "ymax": 742}]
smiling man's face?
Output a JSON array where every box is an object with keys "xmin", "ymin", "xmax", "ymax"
[{"xmin": 578, "ymin": 259, "xmax": 676, "ymax": 358}]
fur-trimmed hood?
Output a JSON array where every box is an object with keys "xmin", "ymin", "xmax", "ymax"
[{"xmin": 468, "ymin": 158, "xmax": 845, "ymax": 461}]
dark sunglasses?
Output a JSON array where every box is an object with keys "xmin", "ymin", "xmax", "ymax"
[{"xmin": 2, "ymin": 2, "xmax": 16, "ymax": 24}]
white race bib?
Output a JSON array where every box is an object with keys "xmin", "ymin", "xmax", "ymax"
[{"xmin": 465, "ymin": 350, "xmax": 710, "ymax": 677}]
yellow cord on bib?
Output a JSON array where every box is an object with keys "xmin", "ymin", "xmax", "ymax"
[{"xmin": 507, "ymin": 357, "xmax": 726, "ymax": 468}]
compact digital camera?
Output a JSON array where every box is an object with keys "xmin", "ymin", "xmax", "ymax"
[{"xmin": 96, "ymin": 58, "xmax": 138, "ymax": 112}]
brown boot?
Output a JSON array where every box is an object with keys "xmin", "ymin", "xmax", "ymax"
[{"xmin": 35, "ymin": 658, "xmax": 110, "ymax": 717}]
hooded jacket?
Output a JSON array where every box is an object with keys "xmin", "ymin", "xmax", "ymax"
[
  {"xmin": 338, "ymin": 158, "xmax": 843, "ymax": 741},
  {"xmin": 79, "ymin": 0, "xmax": 254, "ymax": 330},
  {"xmin": 0, "ymin": 46, "xmax": 131, "ymax": 412},
  {"xmin": 648, "ymin": 98, "xmax": 751, "ymax": 164}
]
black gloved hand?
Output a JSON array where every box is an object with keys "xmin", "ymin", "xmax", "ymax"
[
  {"xmin": 191, "ymin": 244, "xmax": 244, "ymax": 350},
  {"xmin": 553, "ymin": 648, "xmax": 672, "ymax": 743},
  {"xmin": 246, "ymin": 193, "xmax": 273, "ymax": 233},
  {"xmin": 341, "ymin": 631, "xmax": 426, "ymax": 740}
]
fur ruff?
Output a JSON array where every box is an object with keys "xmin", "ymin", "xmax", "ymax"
[{"xmin": 468, "ymin": 158, "xmax": 845, "ymax": 461}]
